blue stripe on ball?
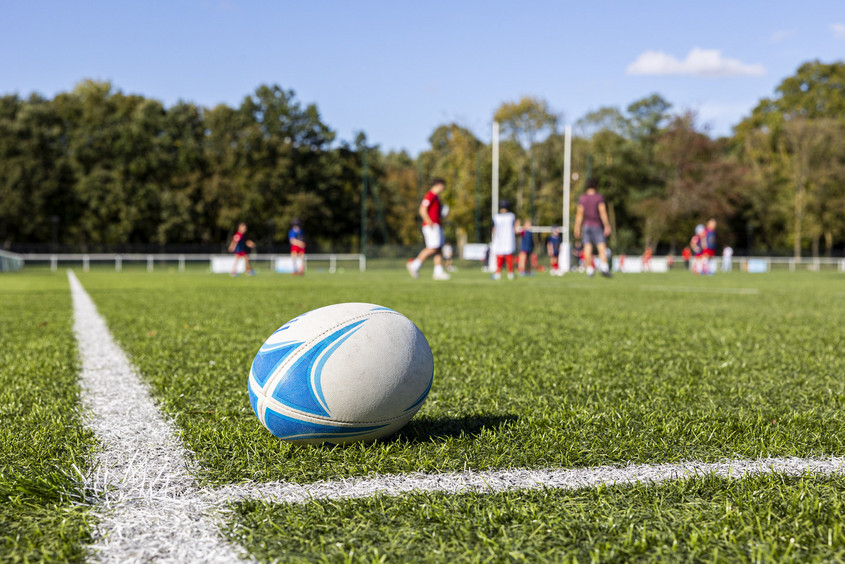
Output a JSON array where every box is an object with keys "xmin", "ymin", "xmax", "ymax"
[
  {"xmin": 264, "ymin": 407, "xmax": 386, "ymax": 440},
  {"xmin": 271, "ymin": 320, "xmax": 367, "ymax": 417},
  {"xmin": 251, "ymin": 341, "xmax": 301, "ymax": 388},
  {"xmin": 405, "ymin": 374, "xmax": 433, "ymax": 412}
]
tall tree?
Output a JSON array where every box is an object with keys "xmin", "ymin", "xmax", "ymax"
[
  {"xmin": 736, "ymin": 61, "xmax": 845, "ymax": 257},
  {"xmin": 493, "ymin": 97, "xmax": 559, "ymax": 217}
]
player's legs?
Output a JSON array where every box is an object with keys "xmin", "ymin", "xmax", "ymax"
[
  {"xmin": 518, "ymin": 251, "xmax": 527, "ymax": 274},
  {"xmin": 431, "ymin": 249, "xmax": 450, "ymax": 280},
  {"xmin": 409, "ymin": 225, "xmax": 444, "ymax": 277},
  {"xmin": 583, "ymin": 243, "xmax": 595, "ymax": 276},
  {"xmin": 243, "ymin": 255, "xmax": 254, "ymax": 275},
  {"xmin": 230, "ymin": 255, "xmax": 240, "ymax": 276},
  {"xmin": 505, "ymin": 254, "xmax": 514, "ymax": 279},
  {"xmin": 596, "ymin": 242, "xmax": 610, "ymax": 276}
]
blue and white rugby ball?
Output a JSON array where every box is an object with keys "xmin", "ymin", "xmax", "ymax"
[{"xmin": 248, "ymin": 303, "xmax": 433, "ymax": 444}]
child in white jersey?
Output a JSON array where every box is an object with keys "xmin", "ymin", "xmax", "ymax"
[{"xmin": 490, "ymin": 200, "xmax": 516, "ymax": 280}]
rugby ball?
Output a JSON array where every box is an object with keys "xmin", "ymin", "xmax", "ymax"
[{"xmin": 248, "ymin": 303, "xmax": 433, "ymax": 444}]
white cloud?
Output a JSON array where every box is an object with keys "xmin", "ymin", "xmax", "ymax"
[
  {"xmin": 626, "ymin": 47, "xmax": 765, "ymax": 77},
  {"xmin": 769, "ymin": 29, "xmax": 795, "ymax": 43},
  {"xmin": 831, "ymin": 23, "xmax": 845, "ymax": 38}
]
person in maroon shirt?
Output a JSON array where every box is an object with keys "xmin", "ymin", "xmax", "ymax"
[{"xmin": 573, "ymin": 178, "xmax": 612, "ymax": 278}]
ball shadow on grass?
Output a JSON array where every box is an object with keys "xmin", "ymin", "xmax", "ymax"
[{"xmin": 392, "ymin": 414, "xmax": 518, "ymax": 444}]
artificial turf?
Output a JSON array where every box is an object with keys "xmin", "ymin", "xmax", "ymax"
[
  {"xmin": 227, "ymin": 473, "xmax": 845, "ymax": 563},
  {"xmin": 5, "ymin": 264, "xmax": 845, "ymax": 562},
  {"xmin": 0, "ymin": 272, "xmax": 95, "ymax": 563},
  {"xmin": 75, "ymin": 266, "xmax": 845, "ymax": 484}
]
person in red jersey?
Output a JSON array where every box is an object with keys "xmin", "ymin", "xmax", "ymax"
[
  {"xmin": 407, "ymin": 178, "xmax": 450, "ymax": 280},
  {"xmin": 573, "ymin": 178, "xmax": 612, "ymax": 278},
  {"xmin": 228, "ymin": 222, "xmax": 255, "ymax": 276},
  {"xmin": 288, "ymin": 218, "xmax": 306, "ymax": 275}
]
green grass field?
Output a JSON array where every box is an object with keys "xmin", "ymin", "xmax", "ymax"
[
  {"xmin": 0, "ymin": 274, "xmax": 95, "ymax": 562},
  {"xmin": 3, "ymin": 265, "xmax": 845, "ymax": 561}
]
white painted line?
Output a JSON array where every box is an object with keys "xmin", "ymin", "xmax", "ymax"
[
  {"xmin": 210, "ymin": 456, "xmax": 845, "ymax": 505},
  {"xmin": 641, "ymin": 285, "xmax": 759, "ymax": 295},
  {"xmin": 68, "ymin": 271, "xmax": 248, "ymax": 563}
]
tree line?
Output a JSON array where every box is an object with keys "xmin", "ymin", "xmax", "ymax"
[{"xmin": 1, "ymin": 60, "xmax": 843, "ymax": 257}]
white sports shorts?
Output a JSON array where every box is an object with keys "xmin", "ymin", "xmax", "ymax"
[{"xmin": 422, "ymin": 224, "xmax": 444, "ymax": 249}]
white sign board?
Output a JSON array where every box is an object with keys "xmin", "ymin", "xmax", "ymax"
[
  {"xmin": 612, "ymin": 256, "xmax": 668, "ymax": 273},
  {"xmin": 462, "ymin": 243, "xmax": 488, "ymax": 261},
  {"xmin": 275, "ymin": 257, "xmax": 296, "ymax": 274},
  {"xmin": 210, "ymin": 255, "xmax": 246, "ymax": 274}
]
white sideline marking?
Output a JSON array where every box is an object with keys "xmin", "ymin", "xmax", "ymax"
[
  {"xmin": 68, "ymin": 271, "xmax": 248, "ymax": 563},
  {"xmin": 210, "ymin": 456, "xmax": 845, "ymax": 505},
  {"xmin": 69, "ymin": 270, "xmax": 845, "ymax": 558}
]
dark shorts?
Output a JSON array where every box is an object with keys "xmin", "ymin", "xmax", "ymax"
[{"xmin": 582, "ymin": 225, "xmax": 606, "ymax": 246}]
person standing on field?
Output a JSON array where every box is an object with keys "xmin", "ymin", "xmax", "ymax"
[
  {"xmin": 518, "ymin": 218, "xmax": 535, "ymax": 276},
  {"xmin": 288, "ymin": 218, "xmax": 306, "ymax": 276},
  {"xmin": 490, "ymin": 200, "xmax": 516, "ymax": 280},
  {"xmin": 573, "ymin": 178, "xmax": 612, "ymax": 278},
  {"xmin": 546, "ymin": 225, "xmax": 562, "ymax": 275},
  {"xmin": 407, "ymin": 178, "xmax": 450, "ymax": 280},
  {"xmin": 228, "ymin": 222, "xmax": 256, "ymax": 276},
  {"xmin": 703, "ymin": 217, "xmax": 718, "ymax": 276}
]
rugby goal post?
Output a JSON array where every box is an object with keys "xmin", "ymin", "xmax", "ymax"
[{"xmin": 490, "ymin": 122, "xmax": 571, "ymax": 273}]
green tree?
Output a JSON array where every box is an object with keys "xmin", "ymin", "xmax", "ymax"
[
  {"xmin": 736, "ymin": 61, "xmax": 845, "ymax": 257},
  {"xmin": 494, "ymin": 97, "xmax": 559, "ymax": 218}
]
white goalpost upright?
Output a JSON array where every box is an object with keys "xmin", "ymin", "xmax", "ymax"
[
  {"xmin": 558, "ymin": 124, "xmax": 572, "ymax": 274},
  {"xmin": 491, "ymin": 121, "xmax": 499, "ymax": 217}
]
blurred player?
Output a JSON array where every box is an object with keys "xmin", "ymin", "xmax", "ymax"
[
  {"xmin": 228, "ymin": 222, "xmax": 255, "ymax": 276},
  {"xmin": 690, "ymin": 224, "xmax": 705, "ymax": 274},
  {"xmin": 518, "ymin": 218, "xmax": 535, "ymax": 276},
  {"xmin": 490, "ymin": 200, "xmax": 516, "ymax": 280},
  {"xmin": 546, "ymin": 225, "xmax": 562, "ymax": 275},
  {"xmin": 407, "ymin": 178, "xmax": 450, "ymax": 280},
  {"xmin": 573, "ymin": 178, "xmax": 612, "ymax": 278},
  {"xmin": 288, "ymin": 218, "xmax": 306, "ymax": 275},
  {"xmin": 442, "ymin": 241, "xmax": 455, "ymax": 272},
  {"xmin": 703, "ymin": 217, "xmax": 717, "ymax": 275},
  {"xmin": 642, "ymin": 246, "xmax": 653, "ymax": 272},
  {"xmin": 722, "ymin": 245, "xmax": 733, "ymax": 272}
]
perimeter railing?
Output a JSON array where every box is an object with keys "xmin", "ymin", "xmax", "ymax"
[
  {"xmin": 18, "ymin": 253, "xmax": 366, "ymax": 273},
  {"xmin": 0, "ymin": 249, "xmax": 24, "ymax": 272}
]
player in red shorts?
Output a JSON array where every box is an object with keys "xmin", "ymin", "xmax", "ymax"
[
  {"xmin": 228, "ymin": 222, "xmax": 255, "ymax": 276},
  {"xmin": 407, "ymin": 178, "xmax": 450, "ymax": 280},
  {"xmin": 690, "ymin": 224, "xmax": 705, "ymax": 274},
  {"xmin": 288, "ymin": 219, "xmax": 306, "ymax": 275},
  {"xmin": 702, "ymin": 217, "xmax": 717, "ymax": 275}
]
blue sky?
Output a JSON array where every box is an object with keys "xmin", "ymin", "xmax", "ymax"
[{"xmin": 2, "ymin": 1, "xmax": 843, "ymax": 154}]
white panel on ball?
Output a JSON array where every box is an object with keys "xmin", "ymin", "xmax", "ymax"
[{"xmin": 248, "ymin": 303, "xmax": 433, "ymax": 444}]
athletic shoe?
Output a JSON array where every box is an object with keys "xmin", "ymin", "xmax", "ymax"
[
  {"xmin": 601, "ymin": 269, "xmax": 612, "ymax": 278},
  {"xmin": 586, "ymin": 266, "xmax": 595, "ymax": 277},
  {"xmin": 491, "ymin": 272, "xmax": 501, "ymax": 280},
  {"xmin": 432, "ymin": 272, "xmax": 451, "ymax": 281},
  {"xmin": 507, "ymin": 272, "xmax": 515, "ymax": 280},
  {"xmin": 406, "ymin": 260, "xmax": 419, "ymax": 279},
  {"xmin": 247, "ymin": 270, "xmax": 256, "ymax": 276}
]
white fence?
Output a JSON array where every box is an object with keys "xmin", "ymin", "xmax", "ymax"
[
  {"xmin": 18, "ymin": 253, "xmax": 366, "ymax": 273},
  {"xmin": 727, "ymin": 256, "xmax": 845, "ymax": 272},
  {"xmin": 0, "ymin": 249, "xmax": 24, "ymax": 272}
]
